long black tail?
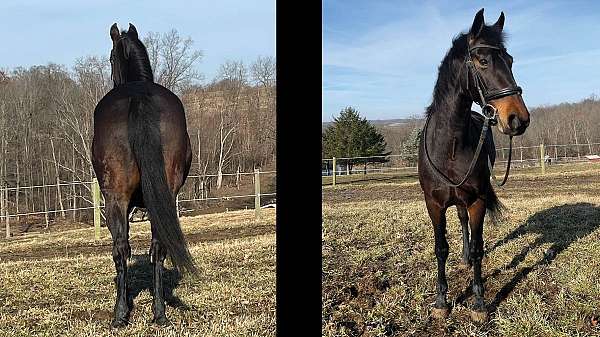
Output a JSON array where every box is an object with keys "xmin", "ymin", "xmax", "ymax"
[
  {"xmin": 485, "ymin": 183, "xmax": 505, "ymax": 226},
  {"xmin": 127, "ymin": 94, "xmax": 197, "ymax": 275}
]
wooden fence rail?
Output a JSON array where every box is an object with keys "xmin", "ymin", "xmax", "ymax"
[
  {"xmin": 323, "ymin": 143, "xmax": 600, "ymax": 186},
  {"xmin": 1, "ymin": 169, "xmax": 275, "ymax": 239}
]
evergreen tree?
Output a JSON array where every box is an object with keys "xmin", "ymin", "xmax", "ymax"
[
  {"xmin": 322, "ymin": 107, "xmax": 390, "ymax": 172},
  {"xmin": 401, "ymin": 126, "xmax": 422, "ymax": 166}
]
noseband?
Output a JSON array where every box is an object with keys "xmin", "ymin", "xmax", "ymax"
[{"xmin": 465, "ymin": 43, "xmax": 522, "ymax": 125}]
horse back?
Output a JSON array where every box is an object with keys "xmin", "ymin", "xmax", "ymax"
[{"xmin": 92, "ymin": 82, "xmax": 192, "ymax": 197}]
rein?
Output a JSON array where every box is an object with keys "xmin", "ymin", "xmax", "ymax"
[
  {"xmin": 488, "ymin": 136, "xmax": 512, "ymax": 186},
  {"xmin": 423, "ymin": 43, "xmax": 521, "ymax": 188}
]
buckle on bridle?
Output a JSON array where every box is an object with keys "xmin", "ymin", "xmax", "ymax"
[{"xmin": 482, "ymin": 104, "xmax": 498, "ymax": 125}]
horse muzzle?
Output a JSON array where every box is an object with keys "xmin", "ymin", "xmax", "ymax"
[{"xmin": 500, "ymin": 111, "xmax": 529, "ymax": 136}]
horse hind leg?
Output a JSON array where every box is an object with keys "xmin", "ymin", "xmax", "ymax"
[
  {"xmin": 150, "ymin": 229, "xmax": 170, "ymax": 326},
  {"xmin": 105, "ymin": 196, "xmax": 132, "ymax": 328},
  {"xmin": 148, "ymin": 176, "xmax": 184, "ymax": 326},
  {"xmin": 457, "ymin": 206, "xmax": 471, "ymax": 268}
]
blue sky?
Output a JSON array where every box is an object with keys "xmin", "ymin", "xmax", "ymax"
[
  {"xmin": 0, "ymin": 0, "xmax": 275, "ymax": 82},
  {"xmin": 323, "ymin": 0, "xmax": 600, "ymax": 121}
]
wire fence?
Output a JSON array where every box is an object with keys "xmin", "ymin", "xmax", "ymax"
[
  {"xmin": 322, "ymin": 142, "xmax": 600, "ymax": 185},
  {"xmin": 0, "ymin": 168, "xmax": 276, "ymax": 239}
]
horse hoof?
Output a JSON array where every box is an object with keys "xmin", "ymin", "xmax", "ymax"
[
  {"xmin": 432, "ymin": 307, "xmax": 450, "ymax": 319},
  {"xmin": 110, "ymin": 318, "xmax": 129, "ymax": 328},
  {"xmin": 152, "ymin": 316, "xmax": 171, "ymax": 327},
  {"xmin": 470, "ymin": 310, "xmax": 488, "ymax": 323}
]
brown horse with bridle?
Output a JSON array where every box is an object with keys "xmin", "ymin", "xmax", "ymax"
[{"xmin": 418, "ymin": 9, "xmax": 530, "ymax": 323}]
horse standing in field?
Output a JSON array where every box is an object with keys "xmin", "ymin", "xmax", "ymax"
[
  {"xmin": 91, "ymin": 23, "xmax": 195, "ymax": 327},
  {"xmin": 418, "ymin": 9, "xmax": 530, "ymax": 322}
]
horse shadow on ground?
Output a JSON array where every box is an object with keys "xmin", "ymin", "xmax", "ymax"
[
  {"xmin": 455, "ymin": 202, "xmax": 600, "ymax": 313},
  {"xmin": 125, "ymin": 254, "xmax": 191, "ymax": 311}
]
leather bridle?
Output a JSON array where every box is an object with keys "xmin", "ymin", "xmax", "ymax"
[
  {"xmin": 422, "ymin": 42, "xmax": 523, "ymax": 188},
  {"xmin": 465, "ymin": 43, "xmax": 523, "ymax": 125},
  {"xmin": 110, "ymin": 36, "xmax": 129, "ymax": 86}
]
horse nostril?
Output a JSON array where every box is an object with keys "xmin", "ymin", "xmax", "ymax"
[{"xmin": 508, "ymin": 113, "xmax": 520, "ymax": 130}]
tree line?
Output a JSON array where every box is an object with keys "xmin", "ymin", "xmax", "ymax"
[
  {"xmin": 0, "ymin": 29, "xmax": 275, "ymax": 222},
  {"xmin": 323, "ymin": 96, "xmax": 600, "ymax": 168}
]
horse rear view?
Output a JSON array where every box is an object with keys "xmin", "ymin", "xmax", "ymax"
[{"xmin": 91, "ymin": 23, "xmax": 194, "ymax": 327}]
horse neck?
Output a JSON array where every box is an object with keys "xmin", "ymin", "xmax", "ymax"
[
  {"xmin": 126, "ymin": 63, "xmax": 153, "ymax": 83},
  {"xmin": 429, "ymin": 89, "xmax": 473, "ymax": 139}
]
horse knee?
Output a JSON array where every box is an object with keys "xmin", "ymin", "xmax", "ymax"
[{"xmin": 113, "ymin": 238, "xmax": 131, "ymax": 264}]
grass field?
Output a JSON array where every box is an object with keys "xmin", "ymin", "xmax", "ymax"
[
  {"xmin": 322, "ymin": 163, "xmax": 600, "ymax": 336},
  {"xmin": 0, "ymin": 209, "xmax": 275, "ymax": 337}
]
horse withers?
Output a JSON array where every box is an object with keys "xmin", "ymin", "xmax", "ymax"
[
  {"xmin": 91, "ymin": 23, "xmax": 195, "ymax": 327},
  {"xmin": 418, "ymin": 9, "xmax": 530, "ymax": 323}
]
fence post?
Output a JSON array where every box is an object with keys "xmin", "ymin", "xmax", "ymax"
[
  {"xmin": 540, "ymin": 143, "xmax": 545, "ymax": 175},
  {"xmin": 3, "ymin": 187, "xmax": 8, "ymax": 239},
  {"xmin": 0, "ymin": 187, "xmax": 4, "ymax": 235},
  {"xmin": 176, "ymin": 194, "xmax": 180, "ymax": 218},
  {"xmin": 92, "ymin": 178, "xmax": 101, "ymax": 240},
  {"xmin": 254, "ymin": 168, "xmax": 261, "ymax": 220},
  {"xmin": 332, "ymin": 157, "xmax": 337, "ymax": 186}
]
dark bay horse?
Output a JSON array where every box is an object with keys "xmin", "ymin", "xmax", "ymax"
[
  {"xmin": 418, "ymin": 9, "xmax": 530, "ymax": 323},
  {"xmin": 91, "ymin": 23, "xmax": 195, "ymax": 327}
]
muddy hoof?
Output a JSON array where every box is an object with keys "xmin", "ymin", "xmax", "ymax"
[
  {"xmin": 110, "ymin": 318, "xmax": 129, "ymax": 328},
  {"xmin": 432, "ymin": 307, "xmax": 450, "ymax": 319},
  {"xmin": 470, "ymin": 310, "xmax": 488, "ymax": 323},
  {"xmin": 152, "ymin": 316, "xmax": 171, "ymax": 327}
]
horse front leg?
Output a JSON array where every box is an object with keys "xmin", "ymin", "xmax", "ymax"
[
  {"xmin": 426, "ymin": 198, "xmax": 450, "ymax": 319},
  {"xmin": 106, "ymin": 197, "xmax": 132, "ymax": 328},
  {"xmin": 468, "ymin": 199, "xmax": 488, "ymax": 323}
]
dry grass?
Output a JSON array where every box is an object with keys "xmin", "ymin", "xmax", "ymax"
[
  {"xmin": 0, "ymin": 209, "xmax": 276, "ymax": 336},
  {"xmin": 322, "ymin": 163, "xmax": 600, "ymax": 336}
]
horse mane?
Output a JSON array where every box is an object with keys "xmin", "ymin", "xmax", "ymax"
[
  {"xmin": 121, "ymin": 30, "xmax": 154, "ymax": 82},
  {"xmin": 425, "ymin": 25, "xmax": 506, "ymax": 117}
]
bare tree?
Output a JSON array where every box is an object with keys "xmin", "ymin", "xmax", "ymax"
[
  {"xmin": 143, "ymin": 29, "xmax": 203, "ymax": 93},
  {"xmin": 250, "ymin": 56, "xmax": 276, "ymax": 87},
  {"xmin": 0, "ymin": 47, "xmax": 278, "ymax": 224}
]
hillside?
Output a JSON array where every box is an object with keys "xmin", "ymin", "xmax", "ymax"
[{"xmin": 322, "ymin": 117, "xmax": 422, "ymax": 130}]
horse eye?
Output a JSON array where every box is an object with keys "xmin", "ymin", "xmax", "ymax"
[{"xmin": 480, "ymin": 58, "xmax": 488, "ymax": 66}]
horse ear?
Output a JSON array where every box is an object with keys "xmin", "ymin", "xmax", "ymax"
[
  {"xmin": 493, "ymin": 12, "xmax": 505, "ymax": 32},
  {"xmin": 128, "ymin": 23, "xmax": 139, "ymax": 39},
  {"xmin": 469, "ymin": 8, "xmax": 485, "ymax": 40},
  {"xmin": 110, "ymin": 23, "xmax": 120, "ymax": 42}
]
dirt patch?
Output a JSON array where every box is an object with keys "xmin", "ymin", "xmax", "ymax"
[
  {"xmin": 323, "ymin": 182, "xmax": 422, "ymax": 205},
  {"xmin": 324, "ymin": 257, "xmax": 394, "ymax": 337}
]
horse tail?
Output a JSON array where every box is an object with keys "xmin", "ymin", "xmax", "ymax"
[
  {"xmin": 127, "ymin": 94, "xmax": 197, "ymax": 275},
  {"xmin": 485, "ymin": 183, "xmax": 505, "ymax": 226}
]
